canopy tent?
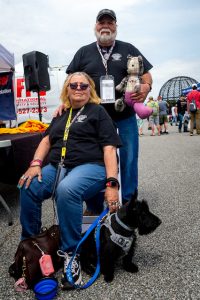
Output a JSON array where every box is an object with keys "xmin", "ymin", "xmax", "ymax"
[
  {"xmin": 182, "ymin": 82, "xmax": 200, "ymax": 95},
  {"xmin": 0, "ymin": 43, "xmax": 14, "ymax": 72},
  {"xmin": 0, "ymin": 44, "xmax": 16, "ymax": 121}
]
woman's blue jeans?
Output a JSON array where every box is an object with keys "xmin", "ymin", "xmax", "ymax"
[{"xmin": 20, "ymin": 163, "xmax": 106, "ymax": 252}]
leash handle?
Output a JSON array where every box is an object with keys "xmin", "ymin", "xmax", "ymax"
[{"xmin": 66, "ymin": 207, "xmax": 109, "ymax": 288}]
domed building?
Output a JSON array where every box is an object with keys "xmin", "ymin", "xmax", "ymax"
[{"xmin": 158, "ymin": 76, "xmax": 198, "ymax": 102}]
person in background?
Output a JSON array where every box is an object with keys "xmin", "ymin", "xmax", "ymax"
[
  {"xmin": 136, "ymin": 113, "xmax": 144, "ymax": 136},
  {"xmin": 64, "ymin": 9, "xmax": 153, "ymax": 209},
  {"xmin": 171, "ymin": 105, "xmax": 178, "ymax": 126},
  {"xmin": 187, "ymin": 84, "xmax": 200, "ymax": 136},
  {"xmin": 176, "ymin": 95, "xmax": 187, "ymax": 133},
  {"xmin": 17, "ymin": 72, "xmax": 121, "ymax": 290},
  {"xmin": 158, "ymin": 96, "xmax": 169, "ymax": 134},
  {"xmin": 147, "ymin": 96, "xmax": 160, "ymax": 136}
]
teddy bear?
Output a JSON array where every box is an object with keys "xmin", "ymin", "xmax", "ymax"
[{"xmin": 115, "ymin": 55, "xmax": 152, "ymax": 119}]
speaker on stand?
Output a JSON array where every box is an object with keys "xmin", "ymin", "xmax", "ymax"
[{"xmin": 22, "ymin": 51, "xmax": 51, "ymax": 122}]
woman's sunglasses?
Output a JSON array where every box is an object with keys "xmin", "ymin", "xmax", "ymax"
[{"xmin": 69, "ymin": 82, "xmax": 89, "ymax": 91}]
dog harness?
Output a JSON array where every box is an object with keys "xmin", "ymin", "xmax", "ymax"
[{"xmin": 102, "ymin": 212, "xmax": 134, "ymax": 254}]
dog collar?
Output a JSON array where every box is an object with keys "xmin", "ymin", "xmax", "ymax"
[{"xmin": 115, "ymin": 212, "xmax": 134, "ymax": 231}]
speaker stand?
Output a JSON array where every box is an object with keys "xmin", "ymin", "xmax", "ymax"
[{"xmin": 36, "ymin": 89, "xmax": 43, "ymax": 122}]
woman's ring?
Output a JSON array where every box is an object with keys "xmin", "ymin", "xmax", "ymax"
[{"xmin": 21, "ymin": 175, "xmax": 26, "ymax": 180}]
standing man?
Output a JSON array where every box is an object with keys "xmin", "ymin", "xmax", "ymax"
[
  {"xmin": 158, "ymin": 96, "xmax": 169, "ymax": 134},
  {"xmin": 66, "ymin": 9, "xmax": 153, "ymax": 205},
  {"xmin": 147, "ymin": 96, "xmax": 160, "ymax": 136},
  {"xmin": 176, "ymin": 95, "xmax": 187, "ymax": 133},
  {"xmin": 187, "ymin": 84, "xmax": 200, "ymax": 136}
]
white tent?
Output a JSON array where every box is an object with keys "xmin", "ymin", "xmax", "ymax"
[{"xmin": 0, "ymin": 43, "xmax": 14, "ymax": 72}]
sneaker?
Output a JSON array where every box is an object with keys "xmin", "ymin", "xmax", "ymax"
[
  {"xmin": 57, "ymin": 251, "xmax": 82, "ymax": 290},
  {"xmin": 190, "ymin": 133, "xmax": 193, "ymax": 136}
]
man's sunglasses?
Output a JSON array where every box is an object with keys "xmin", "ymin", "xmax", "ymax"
[{"xmin": 69, "ymin": 82, "xmax": 89, "ymax": 91}]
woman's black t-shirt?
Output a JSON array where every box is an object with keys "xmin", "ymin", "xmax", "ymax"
[{"xmin": 44, "ymin": 103, "xmax": 121, "ymax": 168}]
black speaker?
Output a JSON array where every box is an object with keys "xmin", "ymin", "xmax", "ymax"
[{"xmin": 22, "ymin": 51, "xmax": 50, "ymax": 92}]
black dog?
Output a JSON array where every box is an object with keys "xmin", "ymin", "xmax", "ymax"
[{"xmin": 80, "ymin": 193, "xmax": 162, "ymax": 282}]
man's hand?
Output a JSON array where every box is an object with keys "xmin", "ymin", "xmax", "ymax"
[
  {"xmin": 130, "ymin": 83, "xmax": 151, "ymax": 103},
  {"xmin": 53, "ymin": 104, "xmax": 66, "ymax": 117}
]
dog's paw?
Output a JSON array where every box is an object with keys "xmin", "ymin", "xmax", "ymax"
[
  {"xmin": 123, "ymin": 261, "xmax": 139, "ymax": 273},
  {"xmin": 104, "ymin": 273, "xmax": 114, "ymax": 282}
]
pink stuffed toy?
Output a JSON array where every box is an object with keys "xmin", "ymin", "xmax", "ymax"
[{"xmin": 115, "ymin": 55, "xmax": 152, "ymax": 119}]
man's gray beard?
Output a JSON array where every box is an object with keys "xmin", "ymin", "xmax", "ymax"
[{"xmin": 95, "ymin": 30, "xmax": 117, "ymax": 44}]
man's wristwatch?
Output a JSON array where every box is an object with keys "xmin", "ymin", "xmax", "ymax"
[{"xmin": 106, "ymin": 177, "xmax": 120, "ymax": 189}]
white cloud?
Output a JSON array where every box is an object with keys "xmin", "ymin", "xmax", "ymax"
[{"xmin": 0, "ymin": 0, "xmax": 199, "ymax": 97}]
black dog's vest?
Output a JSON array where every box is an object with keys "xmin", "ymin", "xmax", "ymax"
[{"xmin": 101, "ymin": 213, "xmax": 134, "ymax": 254}]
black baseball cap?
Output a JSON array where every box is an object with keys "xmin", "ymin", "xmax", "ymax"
[{"xmin": 96, "ymin": 9, "xmax": 117, "ymax": 22}]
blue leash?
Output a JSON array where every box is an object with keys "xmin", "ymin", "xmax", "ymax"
[{"xmin": 66, "ymin": 207, "xmax": 109, "ymax": 289}]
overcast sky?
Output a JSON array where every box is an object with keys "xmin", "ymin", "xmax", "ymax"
[{"xmin": 1, "ymin": 0, "xmax": 200, "ymax": 97}]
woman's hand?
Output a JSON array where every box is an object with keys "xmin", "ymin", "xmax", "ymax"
[
  {"xmin": 17, "ymin": 166, "xmax": 42, "ymax": 189},
  {"xmin": 105, "ymin": 187, "xmax": 119, "ymax": 213}
]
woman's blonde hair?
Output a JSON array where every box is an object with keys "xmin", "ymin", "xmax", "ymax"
[{"xmin": 60, "ymin": 72, "xmax": 101, "ymax": 108}]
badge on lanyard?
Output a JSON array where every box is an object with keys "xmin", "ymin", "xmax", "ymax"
[{"xmin": 100, "ymin": 75, "xmax": 115, "ymax": 104}]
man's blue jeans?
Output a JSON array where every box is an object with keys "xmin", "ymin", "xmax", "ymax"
[
  {"xmin": 178, "ymin": 113, "xmax": 184, "ymax": 130},
  {"xmin": 116, "ymin": 114, "xmax": 139, "ymax": 202},
  {"xmin": 20, "ymin": 163, "xmax": 106, "ymax": 252}
]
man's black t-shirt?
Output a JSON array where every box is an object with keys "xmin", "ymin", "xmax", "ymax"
[
  {"xmin": 44, "ymin": 103, "xmax": 121, "ymax": 168},
  {"xmin": 66, "ymin": 40, "xmax": 153, "ymax": 121},
  {"xmin": 177, "ymin": 99, "xmax": 187, "ymax": 115}
]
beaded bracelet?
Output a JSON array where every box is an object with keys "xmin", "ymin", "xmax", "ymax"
[{"xmin": 30, "ymin": 159, "xmax": 43, "ymax": 167}]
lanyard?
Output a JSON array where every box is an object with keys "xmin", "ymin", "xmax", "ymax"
[
  {"xmin": 66, "ymin": 207, "xmax": 109, "ymax": 289},
  {"xmin": 61, "ymin": 106, "xmax": 85, "ymax": 163},
  {"xmin": 96, "ymin": 41, "xmax": 115, "ymax": 75}
]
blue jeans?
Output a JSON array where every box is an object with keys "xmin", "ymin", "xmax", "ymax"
[
  {"xmin": 20, "ymin": 163, "xmax": 106, "ymax": 252},
  {"xmin": 178, "ymin": 113, "xmax": 184, "ymax": 130},
  {"xmin": 116, "ymin": 115, "xmax": 139, "ymax": 201}
]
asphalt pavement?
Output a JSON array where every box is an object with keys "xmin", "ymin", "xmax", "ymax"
[{"xmin": 0, "ymin": 123, "xmax": 200, "ymax": 300}]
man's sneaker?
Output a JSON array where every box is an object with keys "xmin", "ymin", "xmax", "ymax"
[{"xmin": 57, "ymin": 251, "xmax": 82, "ymax": 290}]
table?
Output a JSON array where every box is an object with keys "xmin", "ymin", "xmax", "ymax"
[{"xmin": 0, "ymin": 132, "xmax": 43, "ymax": 225}]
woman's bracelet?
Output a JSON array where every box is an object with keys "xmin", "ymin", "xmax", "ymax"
[{"xmin": 30, "ymin": 159, "xmax": 43, "ymax": 167}]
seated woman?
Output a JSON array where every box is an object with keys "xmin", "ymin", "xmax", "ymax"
[{"xmin": 17, "ymin": 72, "xmax": 121, "ymax": 290}]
